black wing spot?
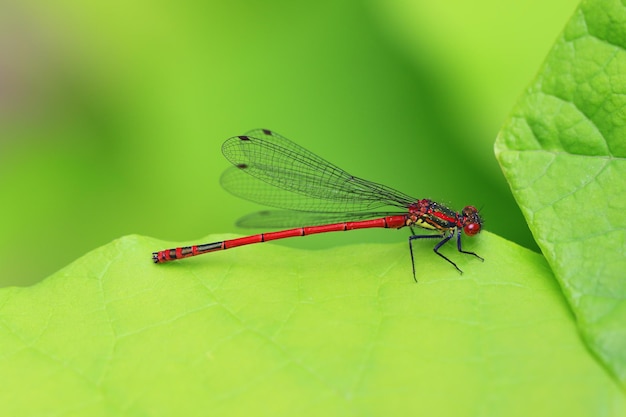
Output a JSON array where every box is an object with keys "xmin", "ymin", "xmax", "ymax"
[
  {"xmin": 238, "ymin": 136, "xmax": 250, "ymax": 141},
  {"xmin": 262, "ymin": 129, "xmax": 273, "ymax": 136}
]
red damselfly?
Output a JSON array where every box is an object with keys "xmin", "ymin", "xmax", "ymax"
[{"xmin": 152, "ymin": 129, "xmax": 484, "ymax": 281}]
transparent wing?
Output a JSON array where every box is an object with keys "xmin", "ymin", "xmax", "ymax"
[
  {"xmin": 220, "ymin": 128, "xmax": 416, "ymax": 213},
  {"xmin": 235, "ymin": 210, "xmax": 406, "ymax": 229}
]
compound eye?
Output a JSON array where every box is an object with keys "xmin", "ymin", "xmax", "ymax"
[
  {"xmin": 463, "ymin": 206, "xmax": 478, "ymax": 216},
  {"xmin": 464, "ymin": 222, "xmax": 481, "ymax": 236}
]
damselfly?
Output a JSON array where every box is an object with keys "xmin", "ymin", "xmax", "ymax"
[{"xmin": 152, "ymin": 129, "xmax": 484, "ymax": 281}]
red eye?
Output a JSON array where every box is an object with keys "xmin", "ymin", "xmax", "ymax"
[{"xmin": 464, "ymin": 223, "xmax": 481, "ymax": 236}]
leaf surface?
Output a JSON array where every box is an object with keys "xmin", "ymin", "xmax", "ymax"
[
  {"xmin": 495, "ymin": 0, "xmax": 626, "ymax": 386},
  {"xmin": 1, "ymin": 234, "xmax": 623, "ymax": 416}
]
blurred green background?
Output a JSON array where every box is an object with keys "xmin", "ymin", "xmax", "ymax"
[{"xmin": 0, "ymin": 0, "xmax": 579, "ymax": 286}]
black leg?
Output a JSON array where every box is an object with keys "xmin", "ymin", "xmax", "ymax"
[
  {"xmin": 431, "ymin": 233, "xmax": 462, "ymax": 274},
  {"xmin": 456, "ymin": 231, "xmax": 484, "ymax": 262},
  {"xmin": 408, "ymin": 233, "xmax": 451, "ymax": 282},
  {"xmin": 408, "ymin": 229, "xmax": 484, "ymax": 282}
]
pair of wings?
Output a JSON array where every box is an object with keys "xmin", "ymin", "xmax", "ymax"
[{"xmin": 219, "ymin": 129, "xmax": 417, "ymax": 228}]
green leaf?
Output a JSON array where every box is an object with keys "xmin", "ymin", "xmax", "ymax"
[
  {"xmin": 1, "ymin": 234, "xmax": 624, "ymax": 416},
  {"xmin": 495, "ymin": 0, "xmax": 626, "ymax": 387}
]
